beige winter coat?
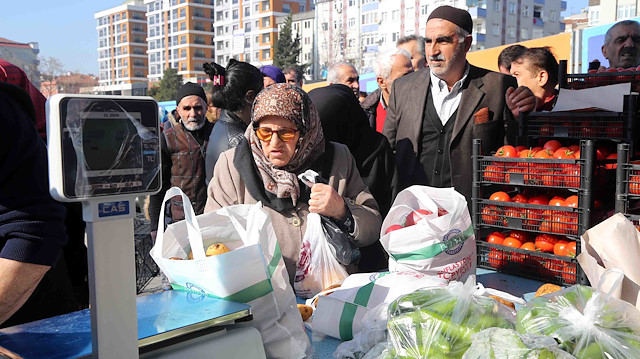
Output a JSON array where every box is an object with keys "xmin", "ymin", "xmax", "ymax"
[{"xmin": 205, "ymin": 142, "xmax": 382, "ymax": 285}]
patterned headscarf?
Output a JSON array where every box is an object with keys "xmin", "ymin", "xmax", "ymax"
[{"xmin": 245, "ymin": 83, "xmax": 325, "ymax": 205}]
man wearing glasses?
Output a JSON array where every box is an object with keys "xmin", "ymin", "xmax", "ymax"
[{"xmin": 148, "ymin": 83, "xmax": 214, "ymax": 290}]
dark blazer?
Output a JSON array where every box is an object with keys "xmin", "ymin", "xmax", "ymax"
[{"xmin": 382, "ymin": 64, "xmax": 518, "ymax": 203}]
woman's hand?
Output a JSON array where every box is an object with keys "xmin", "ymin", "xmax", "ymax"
[{"xmin": 309, "ymin": 183, "xmax": 347, "ymax": 220}]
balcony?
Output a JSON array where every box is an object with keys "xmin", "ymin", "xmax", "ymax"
[
  {"xmin": 534, "ymin": 0, "xmax": 544, "ymax": 4},
  {"xmin": 561, "ymin": 1, "xmax": 566, "ymax": 10},
  {"xmin": 473, "ymin": 32, "xmax": 486, "ymax": 43},
  {"xmin": 533, "ymin": 17, "xmax": 544, "ymax": 27},
  {"xmin": 468, "ymin": 7, "xmax": 487, "ymax": 18}
]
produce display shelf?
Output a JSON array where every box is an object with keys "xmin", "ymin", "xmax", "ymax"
[
  {"xmin": 558, "ymin": 60, "xmax": 640, "ymax": 90},
  {"xmin": 518, "ymin": 94, "xmax": 636, "ymax": 143},
  {"xmin": 477, "ymin": 241, "xmax": 577, "ymax": 286},
  {"xmin": 476, "ymin": 199, "xmax": 585, "ymax": 239},
  {"xmin": 616, "ymin": 143, "xmax": 640, "ymax": 212},
  {"xmin": 476, "ymin": 156, "xmax": 587, "ymax": 189}
]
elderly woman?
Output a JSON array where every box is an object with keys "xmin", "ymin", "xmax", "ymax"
[{"xmin": 205, "ymin": 84, "xmax": 382, "ymax": 285}]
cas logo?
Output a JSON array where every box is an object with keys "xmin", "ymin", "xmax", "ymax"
[{"xmin": 98, "ymin": 201, "xmax": 129, "ymax": 217}]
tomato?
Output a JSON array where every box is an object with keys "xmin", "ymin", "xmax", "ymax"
[
  {"xmin": 554, "ymin": 148, "xmax": 575, "ymax": 159},
  {"xmin": 503, "ymin": 237, "xmax": 523, "ymax": 248},
  {"xmin": 553, "ymin": 240, "xmax": 569, "ymax": 256},
  {"xmin": 405, "ymin": 209, "xmax": 434, "ymax": 227},
  {"xmin": 535, "ymin": 234, "xmax": 558, "ymax": 252},
  {"xmin": 528, "ymin": 194, "xmax": 549, "ymax": 205},
  {"xmin": 509, "ymin": 230, "xmax": 530, "ymax": 243},
  {"xmin": 495, "ymin": 145, "xmax": 518, "ymax": 158},
  {"xmin": 530, "ymin": 146, "xmax": 543, "ymax": 153},
  {"xmin": 551, "ymin": 212, "xmax": 579, "ymax": 235},
  {"xmin": 630, "ymin": 175, "xmax": 640, "ymax": 195},
  {"xmin": 524, "ymin": 208, "xmax": 542, "ymax": 230},
  {"xmin": 605, "ymin": 153, "xmax": 617, "ymax": 169},
  {"xmin": 515, "ymin": 145, "xmax": 527, "ymax": 153},
  {"xmin": 483, "ymin": 164, "xmax": 504, "ymax": 183},
  {"xmin": 596, "ymin": 147, "xmax": 610, "ymax": 160},
  {"xmin": 519, "ymin": 149, "xmax": 536, "ymax": 158},
  {"xmin": 533, "ymin": 148, "xmax": 553, "ymax": 159},
  {"xmin": 481, "ymin": 205, "xmax": 502, "ymax": 226},
  {"xmin": 385, "ymin": 224, "xmax": 404, "ymax": 234},
  {"xmin": 574, "ymin": 149, "xmax": 581, "ymax": 159},
  {"xmin": 580, "ymin": 121, "xmax": 596, "ymax": 137},
  {"xmin": 486, "ymin": 232, "xmax": 505, "ymax": 245},
  {"xmin": 566, "ymin": 241, "xmax": 577, "ymax": 257},
  {"xmin": 490, "ymin": 191, "xmax": 511, "ymax": 202},
  {"xmin": 512, "ymin": 194, "xmax": 529, "ymax": 203},
  {"xmin": 540, "ymin": 124, "xmax": 554, "ymax": 136},
  {"xmin": 543, "ymin": 140, "xmax": 563, "ymax": 153},
  {"xmin": 561, "ymin": 164, "xmax": 581, "ymax": 188},
  {"xmin": 562, "ymin": 262, "xmax": 577, "ymax": 284},
  {"xmin": 606, "ymin": 122, "xmax": 623, "ymax": 138},
  {"xmin": 565, "ymin": 195, "xmax": 579, "ymax": 208},
  {"xmin": 548, "ymin": 197, "xmax": 567, "ymax": 206},
  {"xmin": 569, "ymin": 144, "xmax": 580, "ymax": 152},
  {"xmin": 539, "ymin": 209, "xmax": 554, "ymax": 233},
  {"xmin": 488, "ymin": 249, "xmax": 504, "ymax": 270},
  {"xmin": 520, "ymin": 242, "xmax": 536, "ymax": 251},
  {"xmin": 540, "ymin": 258, "xmax": 563, "ymax": 278},
  {"xmin": 505, "ymin": 167, "xmax": 525, "ymax": 184}
]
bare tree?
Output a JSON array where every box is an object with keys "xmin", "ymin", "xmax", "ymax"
[{"xmin": 39, "ymin": 56, "xmax": 65, "ymax": 96}]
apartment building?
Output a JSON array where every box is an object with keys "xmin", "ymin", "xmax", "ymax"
[
  {"xmin": 588, "ymin": 0, "xmax": 639, "ymax": 27},
  {"xmin": 94, "ymin": 1, "xmax": 148, "ymax": 95},
  {"xmin": 212, "ymin": 0, "xmax": 312, "ymax": 67},
  {"xmin": 316, "ymin": 0, "xmax": 566, "ymax": 76},
  {"xmin": 144, "ymin": 0, "xmax": 215, "ymax": 84},
  {"xmin": 0, "ymin": 38, "xmax": 41, "ymax": 88},
  {"xmin": 276, "ymin": 10, "xmax": 315, "ymax": 79}
]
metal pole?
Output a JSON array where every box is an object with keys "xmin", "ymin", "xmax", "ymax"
[
  {"xmin": 87, "ymin": 217, "xmax": 139, "ymax": 359},
  {"xmin": 616, "ymin": 143, "xmax": 629, "ymax": 214}
]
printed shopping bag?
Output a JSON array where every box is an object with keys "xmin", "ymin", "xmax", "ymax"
[
  {"xmin": 150, "ymin": 187, "xmax": 309, "ymax": 358},
  {"xmin": 380, "ymin": 186, "xmax": 477, "ymax": 282}
]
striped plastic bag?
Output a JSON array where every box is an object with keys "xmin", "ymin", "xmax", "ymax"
[{"xmin": 151, "ymin": 187, "xmax": 309, "ymax": 359}]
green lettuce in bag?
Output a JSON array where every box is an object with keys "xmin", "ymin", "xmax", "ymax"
[{"xmin": 462, "ymin": 327, "xmax": 576, "ymax": 359}]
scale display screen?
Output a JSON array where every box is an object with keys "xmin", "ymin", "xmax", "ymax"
[{"xmin": 48, "ymin": 95, "xmax": 161, "ymax": 200}]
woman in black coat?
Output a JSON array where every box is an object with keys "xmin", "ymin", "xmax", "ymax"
[{"xmin": 309, "ymin": 84, "xmax": 398, "ymax": 271}]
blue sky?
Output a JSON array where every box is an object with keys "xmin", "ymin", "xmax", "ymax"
[{"xmin": 0, "ymin": 0, "xmax": 588, "ymax": 76}]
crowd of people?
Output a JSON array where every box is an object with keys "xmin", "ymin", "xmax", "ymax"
[{"xmin": 2, "ymin": 5, "xmax": 640, "ymax": 328}]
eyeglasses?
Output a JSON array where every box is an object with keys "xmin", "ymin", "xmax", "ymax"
[{"xmin": 255, "ymin": 127, "xmax": 299, "ymax": 142}]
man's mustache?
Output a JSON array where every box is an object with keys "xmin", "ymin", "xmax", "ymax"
[
  {"xmin": 620, "ymin": 47, "xmax": 637, "ymax": 57},
  {"xmin": 429, "ymin": 54, "xmax": 445, "ymax": 61}
]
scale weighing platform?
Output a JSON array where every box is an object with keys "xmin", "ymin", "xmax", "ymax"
[{"xmin": 0, "ymin": 95, "xmax": 265, "ymax": 359}]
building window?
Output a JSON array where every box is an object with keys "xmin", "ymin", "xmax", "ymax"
[
  {"xmin": 349, "ymin": 18, "xmax": 355, "ymax": 27},
  {"xmin": 261, "ymin": 49, "xmax": 270, "ymax": 59},
  {"xmin": 283, "ymin": 3, "xmax": 290, "ymax": 13},
  {"xmin": 521, "ymin": 28, "xmax": 529, "ymax": 40},
  {"xmin": 421, "ymin": 5, "xmax": 428, "ymax": 15},
  {"xmin": 233, "ymin": 9, "xmax": 239, "ymax": 19},
  {"xmin": 507, "ymin": 26, "xmax": 515, "ymax": 38},
  {"xmin": 492, "ymin": 23, "xmax": 500, "ymax": 35},
  {"xmin": 195, "ymin": 35, "xmax": 205, "ymax": 44},
  {"xmin": 508, "ymin": 2, "xmax": 516, "ymax": 15},
  {"xmin": 550, "ymin": 9, "xmax": 557, "ymax": 21},
  {"xmin": 494, "ymin": 0, "xmax": 501, "ymax": 11},
  {"xmin": 180, "ymin": 22, "xmax": 186, "ymax": 31},
  {"xmin": 181, "ymin": 49, "xmax": 186, "ymax": 58},
  {"xmin": 180, "ymin": 8, "xmax": 185, "ymax": 17},
  {"xmin": 262, "ymin": 33, "xmax": 270, "ymax": 43},
  {"xmin": 522, "ymin": 5, "xmax": 530, "ymax": 17},
  {"xmin": 391, "ymin": 10, "xmax": 399, "ymax": 20},
  {"xmin": 245, "ymin": 22, "xmax": 252, "ymax": 31},
  {"xmin": 262, "ymin": 17, "xmax": 270, "ymax": 27}
]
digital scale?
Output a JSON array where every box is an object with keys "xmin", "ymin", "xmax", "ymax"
[{"xmin": 0, "ymin": 95, "xmax": 265, "ymax": 359}]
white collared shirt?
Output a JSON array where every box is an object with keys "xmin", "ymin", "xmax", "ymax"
[
  {"xmin": 379, "ymin": 93, "xmax": 388, "ymax": 110},
  {"xmin": 429, "ymin": 64, "xmax": 470, "ymax": 125}
]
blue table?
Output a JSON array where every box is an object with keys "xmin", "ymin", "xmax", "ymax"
[
  {"xmin": 0, "ymin": 291, "xmax": 251, "ymax": 359},
  {"xmin": 302, "ymin": 268, "xmax": 547, "ymax": 359}
]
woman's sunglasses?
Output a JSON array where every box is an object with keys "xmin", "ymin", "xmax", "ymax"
[{"xmin": 255, "ymin": 127, "xmax": 299, "ymax": 142}]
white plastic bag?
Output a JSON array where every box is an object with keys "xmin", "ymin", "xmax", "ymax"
[
  {"xmin": 516, "ymin": 269, "xmax": 640, "ymax": 359},
  {"xmin": 294, "ymin": 212, "xmax": 349, "ymax": 299},
  {"xmin": 307, "ymin": 271, "xmax": 448, "ymax": 340},
  {"xmin": 380, "ymin": 186, "xmax": 476, "ymax": 282},
  {"xmin": 150, "ymin": 187, "xmax": 309, "ymax": 359}
]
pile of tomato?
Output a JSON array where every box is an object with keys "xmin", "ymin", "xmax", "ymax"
[
  {"xmin": 485, "ymin": 230, "xmax": 577, "ymax": 284},
  {"xmin": 483, "ymin": 140, "xmax": 616, "ymax": 188},
  {"xmin": 481, "ymin": 191, "xmax": 580, "ymax": 235}
]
